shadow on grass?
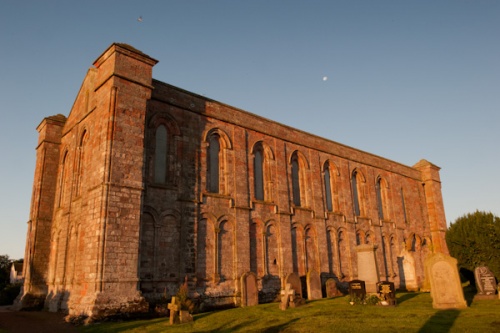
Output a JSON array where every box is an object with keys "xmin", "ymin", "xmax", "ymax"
[
  {"xmin": 192, "ymin": 318, "xmax": 258, "ymax": 333},
  {"xmin": 396, "ymin": 292, "xmax": 419, "ymax": 304},
  {"xmin": 417, "ymin": 309, "xmax": 460, "ymax": 333},
  {"xmin": 261, "ymin": 318, "xmax": 299, "ymax": 333},
  {"xmin": 462, "ymin": 287, "xmax": 476, "ymax": 306}
]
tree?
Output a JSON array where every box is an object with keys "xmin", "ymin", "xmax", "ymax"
[
  {"xmin": 0, "ymin": 254, "xmax": 10, "ymax": 288},
  {"xmin": 446, "ymin": 211, "xmax": 500, "ymax": 279}
]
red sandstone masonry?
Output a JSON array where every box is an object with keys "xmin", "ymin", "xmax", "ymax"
[{"xmin": 19, "ymin": 44, "xmax": 448, "ymax": 318}]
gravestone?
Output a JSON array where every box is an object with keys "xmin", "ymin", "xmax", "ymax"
[
  {"xmin": 349, "ymin": 280, "xmax": 366, "ymax": 302},
  {"xmin": 306, "ymin": 270, "xmax": 323, "ymax": 300},
  {"xmin": 167, "ymin": 296, "xmax": 180, "ymax": 325},
  {"xmin": 356, "ymin": 244, "xmax": 380, "ymax": 293},
  {"xmin": 241, "ymin": 272, "xmax": 259, "ymax": 307},
  {"xmin": 377, "ymin": 281, "xmax": 396, "ymax": 306},
  {"xmin": 280, "ymin": 283, "xmax": 295, "ymax": 311},
  {"xmin": 398, "ymin": 248, "xmax": 419, "ymax": 291},
  {"xmin": 285, "ymin": 273, "xmax": 303, "ymax": 299},
  {"xmin": 474, "ymin": 266, "xmax": 497, "ymax": 300},
  {"xmin": 425, "ymin": 253, "xmax": 467, "ymax": 309},
  {"xmin": 284, "ymin": 273, "xmax": 305, "ymax": 307},
  {"xmin": 325, "ymin": 278, "xmax": 341, "ymax": 298},
  {"xmin": 179, "ymin": 310, "xmax": 193, "ymax": 324}
]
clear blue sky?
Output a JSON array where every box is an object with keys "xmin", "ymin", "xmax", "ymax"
[{"xmin": 1, "ymin": 1, "xmax": 499, "ymax": 259}]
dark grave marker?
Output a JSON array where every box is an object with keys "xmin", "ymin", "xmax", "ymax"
[
  {"xmin": 377, "ymin": 281, "xmax": 396, "ymax": 306},
  {"xmin": 349, "ymin": 280, "xmax": 366, "ymax": 302},
  {"xmin": 474, "ymin": 266, "xmax": 497, "ymax": 300}
]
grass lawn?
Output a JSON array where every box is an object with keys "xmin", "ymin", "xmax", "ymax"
[{"xmin": 81, "ymin": 292, "xmax": 500, "ymax": 333}]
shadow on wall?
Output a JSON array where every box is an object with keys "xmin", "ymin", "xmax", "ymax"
[{"xmin": 417, "ymin": 309, "xmax": 460, "ymax": 333}]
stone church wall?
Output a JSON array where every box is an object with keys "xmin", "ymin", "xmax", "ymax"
[{"xmin": 17, "ymin": 43, "xmax": 448, "ymax": 319}]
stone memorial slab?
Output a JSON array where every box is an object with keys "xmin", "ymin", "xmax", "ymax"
[
  {"xmin": 167, "ymin": 296, "xmax": 180, "ymax": 325},
  {"xmin": 356, "ymin": 244, "xmax": 380, "ymax": 293},
  {"xmin": 280, "ymin": 283, "xmax": 295, "ymax": 311},
  {"xmin": 399, "ymin": 248, "xmax": 418, "ymax": 291},
  {"xmin": 306, "ymin": 270, "xmax": 323, "ymax": 300},
  {"xmin": 474, "ymin": 266, "xmax": 497, "ymax": 299},
  {"xmin": 241, "ymin": 272, "xmax": 259, "ymax": 307},
  {"xmin": 179, "ymin": 310, "xmax": 193, "ymax": 323},
  {"xmin": 377, "ymin": 281, "xmax": 396, "ymax": 306},
  {"xmin": 349, "ymin": 280, "xmax": 366, "ymax": 302},
  {"xmin": 285, "ymin": 273, "xmax": 303, "ymax": 299},
  {"xmin": 284, "ymin": 273, "xmax": 305, "ymax": 307},
  {"xmin": 325, "ymin": 278, "xmax": 341, "ymax": 298},
  {"xmin": 425, "ymin": 253, "xmax": 467, "ymax": 309}
]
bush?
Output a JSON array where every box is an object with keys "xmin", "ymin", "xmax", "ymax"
[
  {"xmin": 446, "ymin": 211, "xmax": 500, "ymax": 279},
  {"xmin": 0, "ymin": 283, "xmax": 21, "ymax": 305}
]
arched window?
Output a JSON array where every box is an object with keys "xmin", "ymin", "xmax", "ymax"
[
  {"xmin": 58, "ymin": 151, "xmax": 69, "ymax": 207},
  {"xmin": 154, "ymin": 125, "xmax": 168, "ymax": 184},
  {"xmin": 401, "ymin": 187, "xmax": 408, "ymax": 223},
  {"xmin": 291, "ymin": 151, "xmax": 308, "ymax": 207},
  {"xmin": 254, "ymin": 147, "xmax": 264, "ymax": 200},
  {"xmin": 324, "ymin": 162, "xmax": 333, "ymax": 211},
  {"xmin": 351, "ymin": 171, "xmax": 361, "ymax": 216},
  {"xmin": 207, "ymin": 133, "xmax": 221, "ymax": 193},
  {"xmin": 291, "ymin": 156, "xmax": 301, "ymax": 206},
  {"xmin": 75, "ymin": 131, "xmax": 88, "ymax": 196},
  {"xmin": 376, "ymin": 177, "xmax": 384, "ymax": 220}
]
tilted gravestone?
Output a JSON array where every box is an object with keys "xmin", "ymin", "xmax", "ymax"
[
  {"xmin": 474, "ymin": 266, "xmax": 497, "ymax": 300},
  {"xmin": 325, "ymin": 278, "xmax": 341, "ymax": 298},
  {"xmin": 306, "ymin": 270, "xmax": 323, "ymax": 300},
  {"xmin": 425, "ymin": 253, "xmax": 467, "ymax": 309},
  {"xmin": 280, "ymin": 283, "xmax": 295, "ymax": 311},
  {"xmin": 285, "ymin": 272, "xmax": 306, "ymax": 307},
  {"xmin": 241, "ymin": 272, "xmax": 259, "ymax": 307},
  {"xmin": 348, "ymin": 280, "xmax": 366, "ymax": 302},
  {"xmin": 377, "ymin": 281, "xmax": 397, "ymax": 306}
]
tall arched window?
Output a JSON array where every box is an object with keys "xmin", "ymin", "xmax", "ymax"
[
  {"xmin": 324, "ymin": 162, "xmax": 333, "ymax": 211},
  {"xmin": 376, "ymin": 177, "xmax": 384, "ymax": 220},
  {"xmin": 154, "ymin": 125, "xmax": 168, "ymax": 184},
  {"xmin": 291, "ymin": 155, "xmax": 301, "ymax": 206},
  {"xmin": 351, "ymin": 171, "xmax": 360, "ymax": 216},
  {"xmin": 401, "ymin": 187, "xmax": 408, "ymax": 223},
  {"xmin": 207, "ymin": 134, "xmax": 220, "ymax": 193},
  {"xmin": 254, "ymin": 147, "xmax": 264, "ymax": 200},
  {"xmin": 58, "ymin": 151, "xmax": 69, "ymax": 207},
  {"xmin": 75, "ymin": 131, "xmax": 88, "ymax": 196}
]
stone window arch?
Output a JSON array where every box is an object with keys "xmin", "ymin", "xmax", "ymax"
[
  {"xmin": 265, "ymin": 221, "xmax": 280, "ymax": 277},
  {"xmin": 351, "ymin": 169, "xmax": 366, "ymax": 217},
  {"xmin": 323, "ymin": 160, "xmax": 340, "ymax": 212},
  {"xmin": 75, "ymin": 130, "xmax": 88, "ymax": 196},
  {"xmin": 326, "ymin": 226, "xmax": 337, "ymax": 275},
  {"xmin": 252, "ymin": 141, "xmax": 275, "ymax": 201},
  {"xmin": 376, "ymin": 176, "xmax": 391, "ymax": 221},
  {"xmin": 205, "ymin": 128, "xmax": 232, "ymax": 194},
  {"xmin": 337, "ymin": 228, "xmax": 350, "ymax": 280},
  {"xmin": 217, "ymin": 218, "xmax": 234, "ymax": 282},
  {"xmin": 147, "ymin": 113, "xmax": 181, "ymax": 186},
  {"xmin": 57, "ymin": 150, "xmax": 69, "ymax": 208},
  {"xmin": 305, "ymin": 225, "xmax": 318, "ymax": 272},
  {"xmin": 400, "ymin": 187, "xmax": 408, "ymax": 224},
  {"xmin": 290, "ymin": 151, "xmax": 309, "ymax": 207}
]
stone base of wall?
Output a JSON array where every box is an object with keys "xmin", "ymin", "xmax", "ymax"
[
  {"xmin": 13, "ymin": 292, "xmax": 46, "ymax": 311},
  {"xmin": 66, "ymin": 291, "xmax": 149, "ymax": 323}
]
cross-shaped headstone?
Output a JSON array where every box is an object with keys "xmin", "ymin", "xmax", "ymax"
[
  {"xmin": 280, "ymin": 283, "xmax": 295, "ymax": 311},
  {"xmin": 168, "ymin": 296, "xmax": 180, "ymax": 325}
]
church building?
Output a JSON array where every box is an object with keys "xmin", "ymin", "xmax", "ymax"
[{"xmin": 17, "ymin": 43, "xmax": 449, "ymax": 320}]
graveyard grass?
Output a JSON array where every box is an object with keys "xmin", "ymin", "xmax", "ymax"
[{"xmin": 81, "ymin": 290, "xmax": 500, "ymax": 333}]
